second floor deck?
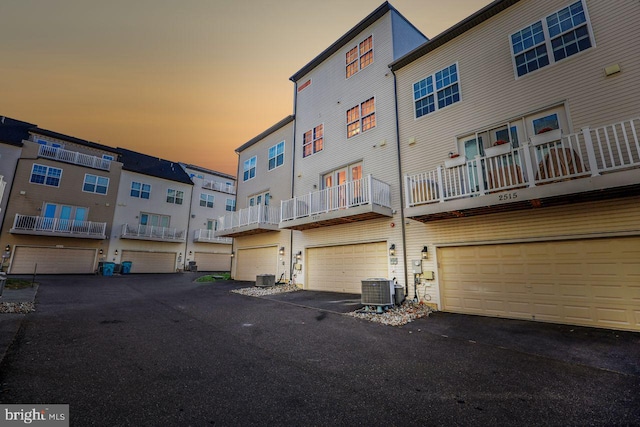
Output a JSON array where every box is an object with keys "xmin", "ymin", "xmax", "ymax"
[
  {"xmin": 215, "ymin": 205, "xmax": 280, "ymax": 238},
  {"xmin": 193, "ymin": 229, "xmax": 233, "ymax": 244},
  {"xmin": 10, "ymin": 214, "xmax": 107, "ymax": 239},
  {"xmin": 38, "ymin": 145, "xmax": 112, "ymax": 171},
  {"xmin": 121, "ymin": 224, "xmax": 186, "ymax": 242}
]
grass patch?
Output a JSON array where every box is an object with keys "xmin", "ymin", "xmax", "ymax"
[
  {"xmin": 4, "ymin": 278, "xmax": 36, "ymax": 290},
  {"xmin": 195, "ymin": 273, "xmax": 231, "ymax": 283}
]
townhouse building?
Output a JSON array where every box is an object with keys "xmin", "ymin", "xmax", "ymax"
[
  {"xmin": 0, "ymin": 126, "xmax": 122, "ymax": 274},
  {"xmin": 216, "ymin": 116, "xmax": 294, "ymax": 282},
  {"xmin": 279, "ymin": 2, "xmax": 427, "ymax": 292},
  {"xmin": 181, "ymin": 163, "xmax": 235, "ymax": 272},
  {"xmin": 391, "ymin": 0, "xmax": 640, "ymax": 331},
  {"xmin": 108, "ymin": 148, "xmax": 193, "ymax": 273},
  {"xmin": 0, "ymin": 117, "xmax": 33, "ymax": 224}
]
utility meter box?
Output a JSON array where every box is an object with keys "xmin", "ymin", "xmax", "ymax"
[{"xmin": 412, "ymin": 259, "xmax": 423, "ymax": 274}]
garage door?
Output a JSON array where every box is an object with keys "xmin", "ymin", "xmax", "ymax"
[
  {"xmin": 11, "ymin": 246, "xmax": 96, "ymax": 274},
  {"xmin": 235, "ymin": 246, "xmax": 277, "ymax": 281},
  {"xmin": 121, "ymin": 251, "xmax": 176, "ymax": 273},
  {"xmin": 194, "ymin": 252, "xmax": 231, "ymax": 272},
  {"xmin": 439, "ymin": 236, "xmax": 640, "ymax": 331},
  {"xmin": 307, "ymin": 242, "xmax": 388, "ymax": 293}
]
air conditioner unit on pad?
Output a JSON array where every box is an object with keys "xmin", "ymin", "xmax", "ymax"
[{"xmin": 361, "ymin": 278, "xmax": 394, "ymax": 306}]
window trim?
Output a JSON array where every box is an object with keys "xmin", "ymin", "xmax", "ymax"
[
  {"xmin": 130, "ymin": 181, "xmax": 151, "ymax": 199},
  {"xmin": 225, "ymin": 198, "xmax": 236, "ymax": 212},
  {"xmin": 303, "ymin": 124, "xmax": 324, "ymax": 158},
  {"xmin": 413, "ymin": 62, "xmax": 461, "ymax": 119},
  {"xmin": 268, "ymin": 141, "xmax": 285, "ymax": 171},
  {"xmin": 347, "ymin": 98, "xmax": 376, "ymax": 139},
  {"xmin": 243, "ymin": 156, "xmax": 257, "ymax": 182},
  {"xmin": 345, "ymin": 35, "xmax": 374, "ymax": 79},
  {"xmin": 166, "ymin": 188, "xmax": 184, "ymax": 205},
  {"xmin": 199, "ymin": 193, "xmax": 215, "ymax": 208},
  {"xmin": 82, "ymin": 173, "xmax": 109, "ymax": 195},
  {"xmin": 509, "ymin": 0, "xmax": 595, "ymax": 79},
  {"xmin": 30, "ymin": 164, "xmax": 62, "ymax": 187}
]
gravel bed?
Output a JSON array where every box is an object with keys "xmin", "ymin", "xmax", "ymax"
[
  {"xmin": 0, "ymin": 302, "xmax": 35, "ymax": 314},
  {"xmin": 230, "ymin": 283, "xmax": 301, "ymax": 297},
  {"xmin": 346, "ymin": 301, "xmax": 432, "ymax": 326}
]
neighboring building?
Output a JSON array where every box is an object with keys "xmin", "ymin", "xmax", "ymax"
[
  {"xmin": 1, "ymin": 126, "xmax": 122, "ymax": 274},
  {"xmin": 109, "ymin": 149, "xmax": 193, "ymax": 273},
  {"xmin": 0, "ymin": 117, "xmax": 32, "ymax": 224},
  {"xmin": 278, "ymin": 2, "xmax": 427, "ymax": 292},
  {"xmin": 391, "ymin": 0, "xmax": 640, "ymax": 331},
  {"xmin": 216, "ymin": 116, "xmax": 294, "ymax": 282},
  {"xmin": 181, "ymin": 163, "xmax": 235, "ymax": 272}
]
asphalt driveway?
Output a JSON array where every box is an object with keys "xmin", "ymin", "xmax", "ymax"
[{"xmin": 1, "ymin": 274, "xmax": 638, "ymax": 426}]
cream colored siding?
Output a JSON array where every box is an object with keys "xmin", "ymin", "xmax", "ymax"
[
  {"xmin": 395, "ymin": 0, "xmax": 640, "ymax": 177},
  {"xmin": 194, "ymin": 252, "xmax": 230, "ymax": 272},
  {"xmin": 439, "ymin": 236, "xmax": 640, "ymax": 332},
  {"xmin": 236, "ymin": 246, "xmax": 278, "ymax": 281},
  {"xmin": 307, "ymin": 242, "xmax": 388, "ymax": 293},
  {"xmin": 121, "ymin": 251, "xmax": 176, "ymax": 273},
  {"xmin": 11, "ymin": 247, "xmax": 95, "ymax": 274}
]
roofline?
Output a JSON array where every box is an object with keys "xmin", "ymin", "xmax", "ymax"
[
  {"xmin": 235, "ymin": 115, "xmax": 295, "ymax": 153},
  {"xmin": 389, "ymin": 0, "xmax": 521, "ymax": 71},
  {"xmin": 179, "ymin": 162, "xmax": 236, "ymax": 181},
  {"xmin": 290, "ymin": 2, "xmax": 397, "ymax": 82},
  {"xmin": 31, "ymin": 127, "xmax": 119, "ymax": 153}
]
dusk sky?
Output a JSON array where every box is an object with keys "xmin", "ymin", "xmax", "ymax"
[{"xmin": 1, "ymin": 0, "xmax": 492, "ymax": 176}]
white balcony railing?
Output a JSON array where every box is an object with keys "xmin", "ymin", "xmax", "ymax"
[
  {"xmin": 193, "ymin": 229, "xmax": 232, "ymax": 244},
  {"xmin": 11, "ymin": 214, "xmax": 106, "ymax": 237},
  {"xmin": 217, "ymin": 205, "xmax": 280, "ymax": 232},
  {"xmin": 281, "ymin": 175, "xmax": 391, "ymax": 222},
  {"xmin": 121, "ymin": 224, "xmax": 186, "ymax": 241},
  {"xmin": 38, "ymin": 145, "xmax": 111, "ymax": 171},
  {"xmin": 406, "ymin": 117, "xmax": 640, "ymax": 207},
  {"xmin": 202, "ymin": 180, "xmax": 235, "ymax": 194}
]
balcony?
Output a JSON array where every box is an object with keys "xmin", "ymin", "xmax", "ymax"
[
  {"xmin": 280, "ymin": 175, "xmax": 393, "ymax": 230},
  {"xmin": 215, "ymin": 205, "xmax": 280, "ymax": 238},
  {"xmin": 38, "ymin": 145, "xmax": 111, "ymax": 171},
  {"xmin": 202, "ymin": 180, "xmax": 235, "ymax": 194},
  {"xmin": 193, "ymin": 229, "xmax": 233, "ymax": 244},
  {"xmin": 405, "ymin": 117, "xmax": 640, "ymax": 222},
  {"xmin": 11, "ymin": 214, "xmax": 106, "ymax": 239},
  {"xmin": 121, "ymin": 224, "xmax": 186, "ymax": 242}
]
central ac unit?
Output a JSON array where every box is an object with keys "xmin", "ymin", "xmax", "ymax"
[{"xmin": 361, "ymin": 278, "xmax": 394, "ymax": 306}]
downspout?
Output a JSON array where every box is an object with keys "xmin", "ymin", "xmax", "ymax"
[
  {"xmin": 184, "ymin": 179, "xmax": 195, "ymax": 271},
  {"xmin": 390, "ymin": 66, "xmax": 412, "ymax": 301},
  {"xmin": 231, "ymin": 151, "xmax": 241, "ymax": 279},
  {"xmin": 289, "ymin": 80, "xmax": 298, "ymax": 284}
]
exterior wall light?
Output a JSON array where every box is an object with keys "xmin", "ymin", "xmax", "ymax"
[
  {"xmin": 4, "ymin": 245, "xmax": 10, "ymax": 253},
  {"xmin": 230, "ymin": 251, "xmax": 235, "ymax": 258},
  {"xmin": 421, "ymin": 246, "xmax": 428, "ymax": 260},
  {"xmin": 279, "ymin": 247, "xmax": 285, "ymax": 256},
  {"xmin": 296, "ymin": 251, "xmax": 302, "ymax": 260},
  {"xmin": 389, "ymin": 244, "xmax": 396, "ymax": 257},
  {"xmin": 114, "ymin": 249, "xmax": 118, "ymax": 256},
  {"xmin": 99, "ymin": 249, "xmax": 104, "ymax": 255}
]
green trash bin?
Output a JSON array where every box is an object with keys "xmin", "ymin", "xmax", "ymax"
[
  {"xmin": 121, "ymin": 261, "xmax": 132, "ymax": 274},
  {"xmin": 103, "ymin": 262, "xmax": 115, "ymax": 276}
]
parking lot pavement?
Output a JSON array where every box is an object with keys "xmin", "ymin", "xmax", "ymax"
[{"xmin": 0, "ymin": 274, "xmax": 638, "ymax": 426}]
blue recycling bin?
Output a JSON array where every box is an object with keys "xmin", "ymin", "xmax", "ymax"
[
  {"xmin": 103, "ymin": 262, "xmax": 115, "ymax": 276},
  {"xmin": 121, "ymin": 261, "xmax": 132, "ymax": 274}
]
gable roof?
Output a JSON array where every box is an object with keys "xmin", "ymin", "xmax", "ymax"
[
  {"xmin": 289, "ymin": 2, "xmax": 425, "ymax": 82},
  {"xmin": 118, "ymin": 148, "xmax": 194, "ymax": 185},
  {"xmin": 235, "ymin": 115, "xmax": 294, "ymax": 153},
  {"xmin": 389, "ymin": 0, "xmax": 521, "ymax": 71},
  {"xmin": 0, "ymin": 116, "xmax": 35, "ymax": 147}
]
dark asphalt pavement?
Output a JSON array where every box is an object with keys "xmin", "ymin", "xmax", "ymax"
[{"xmin": 0, "ymin": 274, "xmax": 639, "ymax": 426}]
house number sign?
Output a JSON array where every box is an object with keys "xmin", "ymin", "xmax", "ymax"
[{"xmin": 498, "ymin": 192, "xmax": 518, "ymax": 201}]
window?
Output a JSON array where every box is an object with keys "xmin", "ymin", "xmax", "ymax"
[
  {"xmin": 83, "ymin": 174, "xmax": 109, "ymax": 194},
  {"xmin": 249, "ymin": 191, "xmax": 270, "ymax": 207},
  {"xmin": 140, "ymin": 213, "xmax": 170, "ymax": 228},
  {"xmin": 243, "ymin": 156, "xmax": 256, "ymax": 181},
  {"xmin": 414, "ymin": 63, "xmax": 460, "ymax": 118},
  {"xmin": 226, "ymin": 198, "xmax": 235, "ymax": 212},
  {"xmin": 166, "ymin": 189, "xmax": 184, "ymax": 205},
  {"xmin": 102, "ymin": 154, "xmax": 114, "ymax": 161},
  {"xmin": 303, "ymin": 125, "xmax": 323, "ymax": 158},
  {"xmin": 268, "ymin": 141, "xmax": 285, "ymax": 170},
  {"xmin": 200, "ymin": 194, "xmax": 214, "ymax": 208},
  {"xmin": 30, "ymin": 164, "xmax": 62, "ymax": 187},
  {"xmin": 511, "ymin": 0, "xmax": 593, "ymax": 77},
  {"xmin": 347, "ymin": 98, "xmax": 376, "ymax": 138},
  {"xmin": 130, "ymin": 181, "xmax": 151, "ymax": 199},
  {"xmin": 206, "ymin": 219, "xmax": 217, "ymax": 231},
  {"xmin": 346, "ymin": 35, "xmax": 373, "ymax": 78}
]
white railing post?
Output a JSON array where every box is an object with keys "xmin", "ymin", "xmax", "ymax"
[
  {"xmin": 367, "ymin": 174, "xmax": 373, "ymax": 205},
  {"xmin": 521, "ymin": 142, "xmax": 537, "ymax": 187},
  {"xmin": 404, "ymin": 175, "xmax": 411, "ymax": 208},
  {"xmin": 437, "ymin": 166, "xmax": 445, "ymax": 203},
  {"xmin": 582, "ymin": 127, "xmax": 601, "ymax": 177},
  {"xmin": 475, "ymin": 155, "xmax": 485, "ymax": 195}
]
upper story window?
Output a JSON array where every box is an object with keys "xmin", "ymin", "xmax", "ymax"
[
  {"xmin": 249, "ymin": 191, "xmax": 270, "ymax": 207},
  {"xmin": 303, "ymin": 125, "xmax": 324, "ymax": 158},
  {"xmin": 30, "ymin": 164, "xmax": 62, "ymax": 187},
  {"xmin": 243, "ymin": 156, "xmax": 256, "ymax": 181},
  {"xmin": 268, "ymin": 141, "xmax": 285, "ymax": 170},
  {"xmin": 102, "ymin": 154, "xmax": 114, "ymax": 161},
  {"xmin": 347, "ymin": 98, "xmax": 376, "ymax": 138},
  {"xmin": 225, "ymin": 198, "xmax": 235, "ymax": 212},
  {"xmin": 140, "ymin": 212, "xmax": 170, "ymax": 228},
  {"xmin": 346, "ymin": 35, "xmax": 373, "ymax": 78},
  {"xmin": 166, "ymin": 189, "xmax": 184, "ymax": 205},
  {"xmin": 130, "ymin": 181, "xmax": 151, "ymax": 199},
  {"xmin": 200, "ymin": 194, "xmax": 214, "ymax": 208},
  {"xmin": 83, "ymin": 174, "xmax": 109, "ymax": 195},
  {"xmin": 510, "ymin": 0, "xmax": 593, "ymax": 78},
  {"xmin": 414, "ymin": 63, "xmax": 460, "ymax": 119}
]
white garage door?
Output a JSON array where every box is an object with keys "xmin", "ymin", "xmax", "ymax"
[
  {"xmin": 438, "ymin": 236, "xmax": 640, "ymax": 331},
  {"xmin": 121, "ymin": 251, "xmax": 176, "ymax": 273},
  {"xmin": 307, "ymin": 242, "xmax": 388, "ymax": 293},
  {"xmin": 194, "ymin": 252, "xmax": 231, "ymax": 272},
  {"xmin": 11, "ymin": 246, "xmax": 96, "ymax": 274},
  {"xmin": 236, "ymin": 246, "xmax": 277, "ymax": 281}
]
